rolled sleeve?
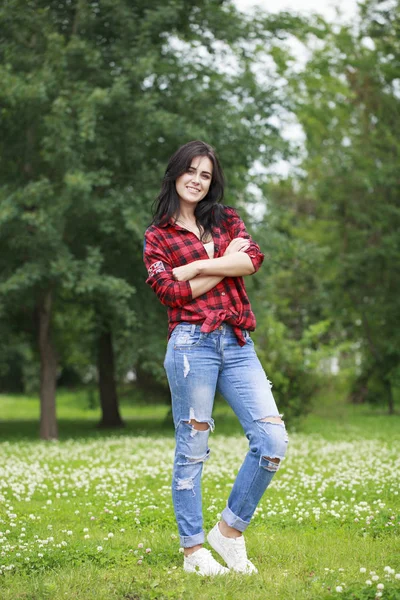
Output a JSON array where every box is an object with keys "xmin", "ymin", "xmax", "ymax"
[
  {"xmin": 144, "ymin": 229, "xmax": 193, "ymax": 308},
  {"xmin": 225, "ymin": 207, "xmax": 264, "ymax": 273}
]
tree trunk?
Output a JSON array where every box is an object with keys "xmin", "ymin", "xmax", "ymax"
[
  {"xmin": 97, "ymin": 330, "xmax": 124, "ymax": 428},
  {"xmin": 383, "ymin": 377, "xmax": 394, "ymax": 415},
  {"xmin": 38, "ymin": 290, "xmax": 58, "ymax": 440}
]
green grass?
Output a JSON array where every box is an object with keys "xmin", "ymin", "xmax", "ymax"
[{"xmin": 0, "ymin": 388, "xmax": 399, "ymax": 600}]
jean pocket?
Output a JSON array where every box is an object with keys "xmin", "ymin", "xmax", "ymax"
[{"xmin": 173, "ymin": 329, "xmax": 205, "ymax": 349}]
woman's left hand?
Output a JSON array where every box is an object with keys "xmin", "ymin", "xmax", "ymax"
[{"xmin": 172, "ymin": 262, "xmax": 201, "ymax": 282}]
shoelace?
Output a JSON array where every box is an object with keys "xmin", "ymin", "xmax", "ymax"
[
  {"xmin": 191, "ymin": 548, "xmax": 224, "ymax": 573},
  {"xmin": 188, "ymin": 548, "xmax": 212, "ymax": 564},
  {"xmin": 230, "ymin": 541, "xmax": 248, "ymax": 566}
]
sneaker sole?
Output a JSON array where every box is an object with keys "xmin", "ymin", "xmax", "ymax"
[{"xmin": 183, "ymin": 560, "xmax": 229, "ymax": 576}]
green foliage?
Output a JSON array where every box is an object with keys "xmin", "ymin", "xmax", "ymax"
[
  {"xmin": 253, "ymin": 313, "xmax": 323, "ymax": 423},
  {"xmin": 264, "ymin": 0, "xmax": 400, "ymax": 413},
  {"xmin": 0, "ymin": 0, "xmax": 293, "ymax": 397},
  {"xmin": 1, "ymin": 0, "xmax": 398, "ymax": 424}
]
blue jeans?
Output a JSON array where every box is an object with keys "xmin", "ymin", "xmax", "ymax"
[{"xmin": 164, "ymin": 322, "xmax": 289, "ymax": 548}]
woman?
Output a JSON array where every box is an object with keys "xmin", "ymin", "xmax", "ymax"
[{"xmin": 143, "ymin": 140, "xmax": 288, "ymax": 576}]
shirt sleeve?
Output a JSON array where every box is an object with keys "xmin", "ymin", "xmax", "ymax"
[
  {"xmin": 143, "ymin": 228, "xmax": 193, "ymax": 308},
  {"xmin": 224, "ymin": 207, "xmax": 264, "ymax": 273}
]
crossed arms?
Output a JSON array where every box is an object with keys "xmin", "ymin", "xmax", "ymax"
[
  {"xmin": 172, "ymin": 237, "xmax": 255, "ymax": 299},
  {"xmin": 144, "ymin": 208, "xmax": 264, "ymax": 308}
]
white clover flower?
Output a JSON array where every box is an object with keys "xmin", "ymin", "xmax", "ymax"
[
  {"xmin": 67, "ymin": 531, "xmax": 73, "ymax": 536},
  {"xmin": 84, "ymin": 535, "xmax": 90, "ymax": 539},
  {"xmin": 377, "ymin": 583, "xmax": 384, "ymax": 590},
  {"xmin": 107, "ymin": 533, "xmax": 114, "ymax": 538},
  {"xmin": 83, "ymin": 528, "xmax": 89, "ymax": 533},
  {"xmin": 335, "ymin": 586, "xmax": 343, "ymax": 593},
  {"xmin": 365, "ymin": 580, "xmax": 372, "ymax": 585},
  {"xmin": 360, "ymin": 567, "xmax": 366, "ymax": 573},
  {"xmin": 395, "ymin": 573, "xmax": 400, "ymax": 580},
  {"xmin": 97, "ymin": 546, "xmax": 103, "ymax": 552},
  {"xmin": 372, "ymin": 575, "xmax": 379, "ymax": 581}
]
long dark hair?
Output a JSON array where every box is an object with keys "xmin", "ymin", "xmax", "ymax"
[{"xmin": 152, "ymin": 140, "xmax": 225, "ymax": 240}]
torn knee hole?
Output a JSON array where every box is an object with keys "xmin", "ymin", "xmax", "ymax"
[
  {"xmin": 175, "ymin": 477, "xmax": 195, "ymax": 492},
  {"xmin": 260, "ymin": 416, "xmax": 284, "ymax": 424},
  {"xmin": 263, "ymin": 456, "xmax": 280, "ymax": 464},
  {"xmin": 185, "ymin": 419, "xmax": 209, "ymax": 431}
]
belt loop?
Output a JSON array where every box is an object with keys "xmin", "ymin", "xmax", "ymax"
[{"xmin": 191, "ymin": 324, "xmax": 196, "ymax": 335}]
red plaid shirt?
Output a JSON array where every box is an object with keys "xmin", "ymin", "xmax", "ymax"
[{"xmin": 143, "ymin": 206, "xmax": 264, "ymax": 346}]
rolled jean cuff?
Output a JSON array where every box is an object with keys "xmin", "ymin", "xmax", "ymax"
[
  {"xmin": 180, "ymin": 531, "xmax": 205, "ymax": 548},
  {"xmin": 221, "ymin": 505, "xmax": 250, "ymax": 533}
]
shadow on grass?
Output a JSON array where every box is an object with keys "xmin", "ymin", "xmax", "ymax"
[{"xmin": 0, "ymin": 410, "xmax": 243, "ymax": 442}]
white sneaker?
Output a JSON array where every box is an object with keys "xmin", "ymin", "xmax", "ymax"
[
  {"xmin": 183, "ymin": 547, "xmax": 229, "ymax": 576},
  {"xmin": 207, "ymin": 522, "xmax": 258, "ymax": 574}
]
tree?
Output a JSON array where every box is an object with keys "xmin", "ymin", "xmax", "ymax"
[
  {"xmin": 269, "ymin": 0, "xmax": 400, "ymax": 412},
  {"xmin": 0, "ymin": 1, "xmax": 295, "ymax": 436}
]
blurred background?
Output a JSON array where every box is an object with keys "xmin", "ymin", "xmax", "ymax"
[{"xmin": 0, "ymin": 0, "xmax": 398, "ymax": 439}]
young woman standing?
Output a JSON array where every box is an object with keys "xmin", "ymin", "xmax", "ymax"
[{"xmin": 143, "ymin": 140, "xmax": 288, "ymax": 576}]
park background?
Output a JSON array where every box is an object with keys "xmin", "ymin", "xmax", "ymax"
[{"xmin": 0, "ymin": 0, "xmax": 399, "ymax": 598}]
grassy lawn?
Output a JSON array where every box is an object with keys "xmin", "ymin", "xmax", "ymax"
[{"xmin": 0, "ymin": 388, "xmax": 399, "ymax": 599}]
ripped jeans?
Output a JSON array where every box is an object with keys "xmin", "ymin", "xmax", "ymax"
[{"xmin": 164, "ymin": 322, "xmax": 289, "ymax": 548}]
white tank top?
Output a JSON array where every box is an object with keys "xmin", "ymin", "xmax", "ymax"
[{"xmin": 203, "ymin": 240, "xmax": 214, "ymax": 259}]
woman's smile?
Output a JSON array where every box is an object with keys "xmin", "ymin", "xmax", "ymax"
[{"xmin": 175, "ymin": 155, "xmax": 213, "ymax": 206}]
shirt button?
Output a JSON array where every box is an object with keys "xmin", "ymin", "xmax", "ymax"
[{"xmin": 221, "ymin": 292, "xmax": 226, "ymax": 296}]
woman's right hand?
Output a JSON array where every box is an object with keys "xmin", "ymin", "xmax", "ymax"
[{"xmin": 223, "ymin": 237, "xmax": 250, "ymax": 255}]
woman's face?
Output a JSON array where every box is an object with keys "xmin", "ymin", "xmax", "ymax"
[{"xmin": 175, "ymin": 155, "xmax": 213, "ymax": 209}]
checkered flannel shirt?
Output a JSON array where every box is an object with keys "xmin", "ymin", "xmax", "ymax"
[{"xmin": 143, "ymin": 206, "xmax": 264, "ymax": 346}]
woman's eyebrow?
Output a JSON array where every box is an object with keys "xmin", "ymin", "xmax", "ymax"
[{"xmin": 189, "ymin": 166, "xmax": 212, "ymax": 176}]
